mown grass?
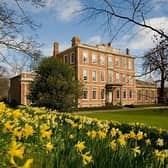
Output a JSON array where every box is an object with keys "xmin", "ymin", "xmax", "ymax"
[{"xmin": 81, "ymin": 108, "xmax": 168, "ymax": 129}]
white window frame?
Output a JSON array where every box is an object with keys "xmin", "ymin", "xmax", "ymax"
[
  {"xmin": 108, "ymin": 70, "xmax": 113, "ymax": 83},
  {"xmin": 122, "ymin": 74, "xmax": 126, "ymax": 83},
  {"xmin": 83, "ymin": 88, "xmax": 88, "ymax": 100},
  {"xmin": 122, "ymin": 57, "xmax": 127, "ymax": 68},
  {"xmin": 101, "ymin": 89, "xmax": 105, "ymax": 100},
  {"xmin": 129, "ymin": 89, "xmax": 133, "ymax": 99},
  {"xmin": 92, "ymin": 70, "xmax": 97, "ymax": 81},
  {"xmin": 116, "ymin": 89, "xmax": 120, "ymax": 99},
  {"xmin": 92, "ymin": 88, "xmax": 97, "ymax": 99},
  {"xmin": 70, "ymin": 52, "xmax": 75, "ymax": 64},
  {"xmin": 100, "ymin": 55, "xmax": 105, "ymax": 65},
  {"xmin": 108, "ymin": 55, "xmax": 113, "ymax": 66},
  {"xmin": 92, "ymin": 54, "xmax": 97, "ymax": 64},
  {"xmin": 64, "ymin": 55, "xmax": 68, "ymax": 63},
  {"xmin": 83, "ymin": 52, "xmax": 88, "ymax": 64},
  {"xmin": 123, "ymin": 89, "xmax": 126, "ymax": 99},
  {"xmin": 83, "ymin": 69, "xmax": 88, "ymax": 81},
  {"xmin": 115, "ymin": 58, "xmax": 120, "ymax": 67},
  {"xmin": 101, "ymin": 71, "xmax": 105, "ymax": 81},
  {"xmin": 138, "ymin": 90, "xmax": 141, "ymax": 100},
  {"xmin": 116, "ymin": 73, "xmax": 120, "ymax": 83}
]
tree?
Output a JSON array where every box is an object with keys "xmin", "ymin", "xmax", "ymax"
[
  {"xmin": 143, "ymin": 36, "xmax": 168, "ymax": 103},
  {"xmin": 29, "ymin": 57, "xmax": 82, "ymax": 112},
  {"xmin": 81, "ymin": 0, "xmax": 168, "ymax": 40},
  {"xmin": 0, "ymin": 0, "xmax": 45, "ymax": 75}
]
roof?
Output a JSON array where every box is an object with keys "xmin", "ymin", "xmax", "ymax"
[
  {"xmin": 136, "ymin": 79, "xmax": 156, "ymax": 88},
  {"xmin": 57, "ymin": 42, "xmax": 135, "ymax": 59}
]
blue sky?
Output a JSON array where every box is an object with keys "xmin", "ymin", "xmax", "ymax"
[{"xmin": 3, "ymin": 0, "xmax": 168, "ymax": 77}]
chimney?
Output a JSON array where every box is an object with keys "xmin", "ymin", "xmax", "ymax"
[
  {"xmin": 53, "ymin": 42, "xmax": 59, "ymax": 57},
  {"xmin": 126, "ymin": 48, "xmax": 130, "ymax": 55},
  {"xmin": 71, "ymin": 36, "xmax": 80, "ymax": 46}
]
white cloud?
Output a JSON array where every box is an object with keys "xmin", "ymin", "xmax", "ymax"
[
  {"xmin": 116, "ymin": 17, "xmax": 168, "ymax": 50},
  {"xmin": 32, "ymin": 0, "xmax": 82, "ymax": 21},
  {"xmin": 53, "ymin": 0, "xmax": 82, "ymax": 21},
  {"xmin": 11, "ymin": 0, "xmax": 82, "ymax": 22},
  {"xmin": 87, "ymin": 35, "xmax": 102, "ymax": 44}
]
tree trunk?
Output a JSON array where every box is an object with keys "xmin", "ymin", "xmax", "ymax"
[{"xmin": 159, "ymin": 71, "xmax": 165, "ymax": 103}]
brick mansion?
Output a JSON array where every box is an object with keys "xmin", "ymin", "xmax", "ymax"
[{"xmin": 9, "ymin": 36, "xmax": 158, "ymax": 107}]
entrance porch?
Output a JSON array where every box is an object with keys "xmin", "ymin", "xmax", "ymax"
[{"xmin": 105, "ymin": 84, "xmax": 122, "ymax": 105}]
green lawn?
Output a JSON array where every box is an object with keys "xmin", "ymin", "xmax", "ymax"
[{"xmin": 80, "ymin": 108, "xmax": 168, "ymax": 130}]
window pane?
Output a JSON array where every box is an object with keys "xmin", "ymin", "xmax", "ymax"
[
  {"xmin": 129, "ymin": 89, "xmax": 133, "ymax": 98},
  {"xmin": 115, "ymin": 58, "xmax": 120, "ymax": 66},
  {"xmin": 108, "ymin": 56, "xmax": 112, "ymax": 66},
  {"xmin": 83, "ymin": 52, "xmax": 88, "ymax": 63},
  {"xmin": 116, "ymin": 89, "xmax": 120, "ymax": 99},
  {"xmin": 83, "ymin": 88, "xmax": 88, "ymax": 99},
  {"xmin": 108, "ymin": 70, "xmax": 113, "ymax": 82},
  {"xmin": 101, "ymin": 89, "xmax": 105, "ymax": 99},
  {"xmin": 64, "ymin": 55, "xmax": 68, "ymax": 63},
  {"xmin": 92, "ymin": 88, "xmax": 97, "ymax": 99},
  {"xmin": 116, "ymin": 73, "xmax": 120, "ymax": 83},
  {"xmin": 70, "ymin": 53, "xmax": 75, "ymax": 64},
  {"xmin": 123, "ymin": 89, "xmax": 126, "ymax": 99},
  {"xmin": 92, "ymin": 54, "xmax": 97, "ymax": 63},
  {"xmin": 92, "ymin": 71, "xmax": 96, "ymax": 81},
  {"xmin": 100, "ymin": 55, "xmax": 105, "ymax": 65},
  {"xmin": 101, "ymin": 71, "xmax": 105, "ymax": 81},
  {"xmin": 138, "ymin": 90, "xmax": 141, "ymax": 100},
  {"xmin": 123, "ymin": 74, "xmax": 126, "ymax": 83},
  {"xmin": 83, "ymin": 69, "xmax": 88, "ymax": 80}
]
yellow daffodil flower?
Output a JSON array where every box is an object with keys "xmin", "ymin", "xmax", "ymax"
[
  {"xmin": 132, "ymin": 146, "xmax": 141, "ymax": 157},
  {"xmin": 81, "ymin": 152, "xmax": 93, "ymax": 165},
  {"xmin": 110, "ymin": 140, "xmax": 117, "ymax": 151},
  {"xmin": 75, "ymin": 141, "xmax": 85, "ymax": 152}
]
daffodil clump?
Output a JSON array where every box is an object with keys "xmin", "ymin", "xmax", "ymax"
[{"xmin": 0, "ymin": 102, "xmax": 168, "ymax": 168}]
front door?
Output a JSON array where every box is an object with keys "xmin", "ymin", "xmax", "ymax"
[{"xmin": 108, "ymin": 91, "xmax": 112, "ymax": 103}]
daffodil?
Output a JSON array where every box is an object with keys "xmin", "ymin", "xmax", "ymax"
[
  {"xmin": 156, "ymin": 138, "xmax": 164, "ymax": 147},
  {"xmin": 45, "ymin": 142, "xmax": 54, "ymax": 152},
  {"xmin": 12, "ymin": 127, "xmax": 22, "ymax": 139},
  {"xmin": 8, "ymin": 140, "xmax": 25, "ymax": 166},
  {"xmin": 87, "ymin": 130, "xmax": 96, "ymax": 139},
  {"xmin": 118, "ymin": 135, "xmax": 126, "ymax": 147},
  {"xmin": 145, "ymin": 139, "xmax": 151, "ymax": 145},
  {"xmin": 154, "ymin": 150, "xmax": 166, "ymax": 163},
  {"xmin": 110, "ymin": 128, "xmax": 117, "ymax": 137},
  {"xmin": 110, "ymin": 140, "xmax": 117, "ymax": 151},
  {"xmin": 23, "ymin": 124, "xmax": 35, "ymax": 139},
  {"xmin": 75, "ymin": 141, "xmax": 85, "ymax": 152},
  {"xmin": 81, "ymin": 152, "xmax": 93, "ymax": 165},
  {"xmin": 98, "ymin": 130, "xmax": 106, "ymax": 139},
  {"xmin": 132, "ymin": 146, "xmax": 141, "ymax": 157},
  {"xmin": 12, "ymin": 109, "xmax": 22, "ymax": 119},
  {"xmin": 129, "ymin": 130, "xmax": 136, "ymax": 139},
  {"xmin": 69, "ymin": 134, "xmax": 74, "ymax": 139},
  {"xmin": 21, "ymin": 158, "xmax": 33, "ymax": 168},
  {"xmin": 136, "ymin": 131, "xmax": 143, "ymax": 141}
]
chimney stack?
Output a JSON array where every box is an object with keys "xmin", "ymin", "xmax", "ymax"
[
  {"xmin": 126, "ymin": 48, "xmax": 130, "ymax": 55},
  {"xmin": 53, "ymin": 42, "xmax": 59, "ymax": 57},
  {"xmin": 72, "ymin": 36, "xmax": 80, "ymax": 46}
]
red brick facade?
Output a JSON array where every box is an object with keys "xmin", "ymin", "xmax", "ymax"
[{"xmin": 9, "ymin": 36, "xmax": 158, "ymax": 107}]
